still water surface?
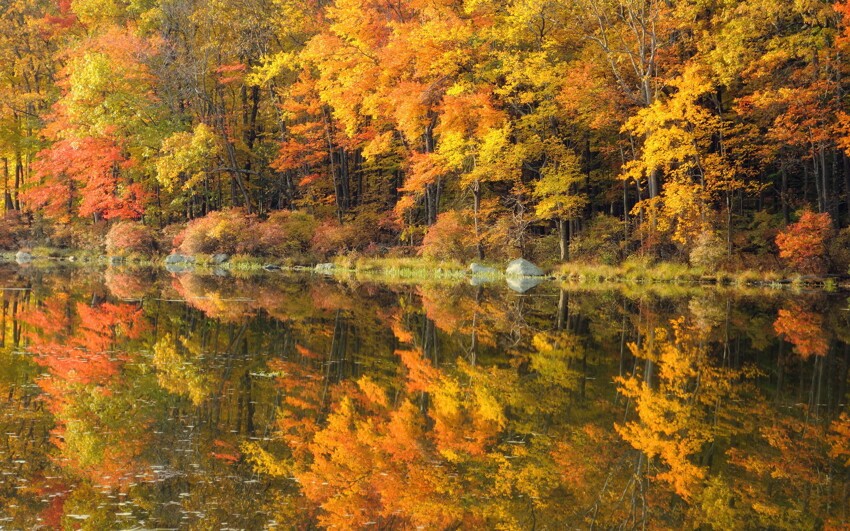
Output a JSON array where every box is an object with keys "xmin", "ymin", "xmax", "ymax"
[{"xmin": 0, "ymin": 266, "xmax": 847, "ymax": 529}]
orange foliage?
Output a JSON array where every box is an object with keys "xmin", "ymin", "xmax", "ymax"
[
  {"xmin": 419, "ymin": 210, "xmax": 476, "ymax": 261},
  {"xmin": 773, "ymin": 305, "xmax": 829, "ymax": 358},
  {"xmin": 775, "ymin": 211, "xmax": 833, "ymax": 274}
]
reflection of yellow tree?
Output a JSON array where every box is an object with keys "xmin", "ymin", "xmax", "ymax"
[
  {"xmin": 616, "ymin": 317, "xmax": 760, "ymax": 499},
  {"xmin": 723, "ymin": 412, "xmax": 837, "ymax": 529},
  {"xmin": 152, "ymin": 334, "xmax": 213, "ymax": 405},
  {"xmin": 246, "ymin": 320, "xmax": 619, "ymax": 529}
]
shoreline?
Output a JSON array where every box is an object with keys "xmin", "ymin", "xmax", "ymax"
[{"xmin": 3, "ymin": 249, "xmax": 844, "ymax": 291}]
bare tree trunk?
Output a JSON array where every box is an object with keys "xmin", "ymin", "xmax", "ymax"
[
  {"xmin": 472, "ymin": 179, "xmax": 483, "ymax": 260},
  {"xmin": 558, "ymin": 219, "xmax": 569, "ymax": 261}
]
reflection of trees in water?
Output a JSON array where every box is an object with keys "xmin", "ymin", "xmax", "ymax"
[{"xmin": 0, "ymin": 269, "xmax": 848, "ymax": 528}]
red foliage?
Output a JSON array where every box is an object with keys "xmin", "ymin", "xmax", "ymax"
[
  {"xmin": 310, "ymin": 220, "xmax": 360, "ymax": 257},
  {"xmin": 773, "ymin": 305, "xmax": 829, "ymax": 359},
  {"xmin": 419, "ymin": 210, "xmax": 476, "ymax": 261},
  {"xmin": 27, "ymin": 136, "xmax": 147, "ymax": 221},
  {"xmin": 775, "ymin": 210, "xmax": 833, "ymax": 274},
  {"xmin": 105, "ymin": 220, "xmax": 157, "ymax": 255}
]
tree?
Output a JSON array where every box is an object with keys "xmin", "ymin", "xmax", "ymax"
[{"xmin": 775, "ymin": 210, "xmax": 833, "ymax": 274}]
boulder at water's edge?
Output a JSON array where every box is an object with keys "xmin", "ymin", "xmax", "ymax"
[
  {"xmin": 505, "ymin": 258, "xmax": 544, "ymax": 277},
  {"xmin": 165, "ymin": 253, "xmax": 193, "ymax": 264}
]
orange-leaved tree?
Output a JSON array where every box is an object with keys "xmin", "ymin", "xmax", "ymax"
[{"xmin": 775, "ymin": 210, "xmax": 833, "ymax": 274}]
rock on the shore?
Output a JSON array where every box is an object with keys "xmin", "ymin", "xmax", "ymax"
[
  {"xmin": 469, "ymin": 262, "xmax": 497, "ymax": 275},
  {"xmin": 262, "ymin": 264, "xmax": 282, "ymax": 271},
  {"xmin": 505, "ymin": 258, "xmax": 544, "ymax": 277},
  {"xmin": 15, "ymin": 251, "xmax": 32, "ymax": 264},
  {"xmin": 212, "ymin": 253, "xmax": 230, "ymax": 264},
  {"xmin": 315, "ymin": 263, "xmax": 335, "ymax": 273},
  {"xmin": 165, "ymin": 253, "xmax": 193, "ymax": 264}
]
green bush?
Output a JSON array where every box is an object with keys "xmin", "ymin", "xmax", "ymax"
[
  {"xmin": 259, "ymin": 210, "xmax": 317, "ymax": 257},
  {"xmin": 569, "ymin": 214, "xmax": 624, "ymax": 264},
  {"xmin": 689, "ymin": 230, "xmax": 726, "ymax": 271}
]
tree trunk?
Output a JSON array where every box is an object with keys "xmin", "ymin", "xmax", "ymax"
[
  {"xmin": 843, "ymin": 153, "xmax": 850, "ymax": 227},
  {"xmin": 2, "ymin": 158, "xmax": 12, "ymax": 213},
  {"xmin": 472, "ymin": 180, "xmax": 483, "ymax": 260},
  {"xmin": 780, "ymin": 164, "xmax": 790, "ymax": 224},
  {"xmin": 558, "ymin": 218, "xmax": 569, "ymax": 262}
]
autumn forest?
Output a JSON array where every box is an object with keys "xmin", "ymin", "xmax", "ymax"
[
  {"xmin": 3, "ymin": 1, "xmax": 850, "ymax": 528},
  {"xmin": 3, "ymin": 0, "xmax": 850, "ymax": 271}
]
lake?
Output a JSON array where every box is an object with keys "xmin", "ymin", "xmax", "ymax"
[{"xmin": 0, "ymin": 265, "xmax": 847, "ymax": 529}]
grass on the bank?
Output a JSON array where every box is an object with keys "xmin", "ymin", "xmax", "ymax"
[
  {"xmin": 338, "ymin": 256, "xmax": 471, "ymax": 279},
  {"xmin": 556, "ymin": 257, "xmax": 790, "ymax": 287}
]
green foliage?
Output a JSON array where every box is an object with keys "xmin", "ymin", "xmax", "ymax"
[
  {"xmin": 259, "ymin": 210, "xmax": 318, "ymax": 258},
  {"xmin": 569, "ymin": 214, "xmax": 625, "ymax": 265}
]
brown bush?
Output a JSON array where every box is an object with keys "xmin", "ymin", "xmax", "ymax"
[
  {"xmin": 176, "ymin": 209, "xmax": 259, "ymax": 255},
  {"xmin": 258, "ymin": 210, "xmax": 317, "ymax": 257},
  {"xmin": 310, "ymin": 221, "xmax": 359, "ymax": 258},
  {"xmin": 0, "ymin": 211, "xmax": 29, "ymax": 250},
  {"xmin": 105, "ymin": 221, "xmax": 157, "ymax": 256}
]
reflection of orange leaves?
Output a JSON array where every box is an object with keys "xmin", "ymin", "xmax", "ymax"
[
  {"xmin": 38, "ymin": 489, "xmax": 68, "ymax": 530},
  {"xmin": 730, "ymin": 416, "xmax": 823, "ymax": 487},
  {"xmin": 76, "ymin": 302, "xmax": 149, "ymax": 344},
  {"xmin": 212, "ymin": 439, "xmax": 241, "ymax": 463},
  {"xmin": 397, "ymin": 348, "xmax": 439, "ymax": 393},
  {"xmin": 551, "ymin": 440, "xmax": 592, "ymax": 487},
  {"xmin": 295, "ymin": 344, "xmax": 322, "ymax": 359},
  {"xmin": 104, "ymin": 269, "xmax": 150, "ymax": 300},
  {"xmin": 172, "ymin": 275, "xmax": 256, "ymax": 322},
  {"xmin": 391, "ymin": 320, "xmax": 414, "ymax": 343},
  {"xmin": 381, "ymin": 400, "xmax": 423, "ymax": 462},
  {"xmin": 551, "ymin": 423, "xmax": 615, "ymax": 490},
  {"xmin": 308, "ymin": 284, "xmax": 353, "ymax": 311},
  {"xmin": 21, "ymin": 296, "xmax": 71, "ymax": 345},
  {"xmin": 773, "ymin": 306, "xmax": 828, "ymax": 359},
  {"xmin": 357, "ymin": 376, "xmax": 388, "ymax": 408},
  {"xmin": 33, "ymin": 346, "xmax": 122, "ymax": 390},
  {"xmin": 419, "ymin": 287, "xmax": 464, "ymax": 334},
  {"xmin": 827, "ymin": 413, "xmax": 850, "ymax": 466}
]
